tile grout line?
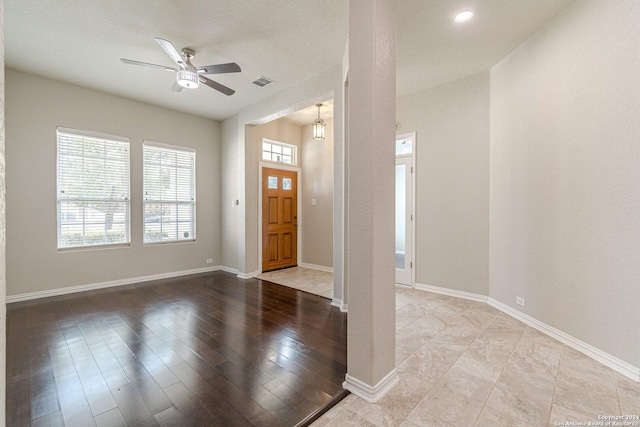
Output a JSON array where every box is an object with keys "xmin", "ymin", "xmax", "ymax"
[
  {"xmin": 474, "ymin": 319, "xmax": 529, "ymax": 426},
  {"xmin": 465, "ymin": 304, "xmax": 515, "ymax": 426},
  {"xmin": 547, "ymin": 344, "xmax": 566, "ymax": 427}
]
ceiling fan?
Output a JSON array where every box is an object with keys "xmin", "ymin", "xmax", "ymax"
[{"xmin": 120, "ymin": 38, "xmax": 241, "ymax": 96}]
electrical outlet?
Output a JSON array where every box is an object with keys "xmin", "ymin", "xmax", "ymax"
[
  {"xmin": 516, "ymin": 297, "xmax": 525, "ymax": 307},
  {"xmin": 206, "ymin": 259, "xmax": 213, "ymax": 264}
]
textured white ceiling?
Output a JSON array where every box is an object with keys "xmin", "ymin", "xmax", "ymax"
[
  {"xmin": 5, "ymin": 0, "xmax": 573, "ymax": 122},
  {"xmin": 285, "ymin": 99, "xmax": 334, "ymax": 126}
]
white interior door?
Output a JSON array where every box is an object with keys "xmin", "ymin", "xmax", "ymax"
[{"xmin": 395, "ymin": 134, "xmax": 414, "ymax": 285}]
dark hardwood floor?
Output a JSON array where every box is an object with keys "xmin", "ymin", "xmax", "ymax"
[{"xmin": 7, "ymin": 271, "xmax": 348, "ymax": 426}]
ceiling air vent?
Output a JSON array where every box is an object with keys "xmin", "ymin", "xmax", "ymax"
[{"xmin": 252, "ymin": 76, "xmax": 275, "ymax": 87}]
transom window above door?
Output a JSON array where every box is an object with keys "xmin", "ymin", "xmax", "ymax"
[
  {"xmin": 262, "ymin": 139, "xmax": 296, "ymax": 165},
  {"xmin": 396, "ymin": 136, "xmax": 413, "ymax": 156}
]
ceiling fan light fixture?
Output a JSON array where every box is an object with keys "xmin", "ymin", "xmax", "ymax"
[
  {"xmin": 313, "ymin": 104, "xmax": 326, "ymax": 140},
  {"xmin": 177, "ymin": 69, "xmax": 200, "ymax": 89}
]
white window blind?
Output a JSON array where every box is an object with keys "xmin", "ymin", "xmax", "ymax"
[
  {"xmin": 143, "ymin": 143, "xmax": 196, "ymax": 243},
  {"xmin": 57, "ymin": 128, "xmax": 130, "ymax": 249}
]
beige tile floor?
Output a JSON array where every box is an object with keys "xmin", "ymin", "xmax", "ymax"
[
  {"xmin": 311, "ymin": 286, "xmax": 640, "ymax": 427},
  {"xmin": 256, "ymin": 267, "xmax": 334, "ymax": 299}
]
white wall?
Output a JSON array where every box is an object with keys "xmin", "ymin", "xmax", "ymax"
[
  {"xmin": 490, "ymin": 0, "xmax": 640, "ymax": 367},
  {"xmin": 301, "ymin": 118, "xmax": 334, "ymax": 269},
  {"xmin": 6, "ymin": 70, "xmax": 222, "ymax": 296},
  {"xmin": 344, "ymin": 0, "xmax": 398, "ymax": 392},
  {"xmin": 397, "ymin": 72, "xmax": 490, "ymax": 295}
]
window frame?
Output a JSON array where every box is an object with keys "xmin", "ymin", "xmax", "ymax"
[
  {"xmin": 56, "ymin": 127, "xmax": 131, "ymax": 250},
  {"xmin": 142, "ymin": 141, "xmax": 196, "ymax": 244},
  {"xmin": 261, "ymin": 139, "xmax": 297, "ymax": 166}
]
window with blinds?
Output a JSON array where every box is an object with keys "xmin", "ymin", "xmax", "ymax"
[
  {"xmin": 143, "ymin": 142, "xmax": 196, "ymax": 243},
  {"xmin": 57, "ymin": 127, "xmax": 131, "ymax": 249}
]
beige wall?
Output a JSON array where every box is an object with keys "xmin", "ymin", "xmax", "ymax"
[
  {"xmin": 396, "ymin": 72, "xmax": 490, "ymax": 296},
  {"xmin": 301, "ymin": 118, "xmax": 334, "ymax": 269},
  {"xmin": 490, "ymin": 0, "xmax": 640, "ymax": 367},
  {"xmin": 5, "ymin": 70, "xmax": 222, "ymax": 296},
  {"xmin": 221, "ymin": 115, "xmax": 239, "ymax": 270}
]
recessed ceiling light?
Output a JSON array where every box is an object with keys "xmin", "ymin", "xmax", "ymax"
[{"xmin": 455, "ymin": 10, "xmax": 474, "ymax": 23}]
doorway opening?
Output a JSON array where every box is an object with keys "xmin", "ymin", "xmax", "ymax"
[
  {"xmin": 395, "ymin": 132, "xmax": 415, "ymax": 286},
  {"xmin": 254, "ymin": 100, "xmax": 335, "ymax": 279}
]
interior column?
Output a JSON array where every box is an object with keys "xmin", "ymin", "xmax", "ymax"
[{"xmin": 344, "ymin": 0, "xmax": 398, "ymax": 401}]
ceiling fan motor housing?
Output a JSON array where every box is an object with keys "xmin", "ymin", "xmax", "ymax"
[{"xmin": 181, "ymin": 47, "xmax": 196, "ymax": 60}]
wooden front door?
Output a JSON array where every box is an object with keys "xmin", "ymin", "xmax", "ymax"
[{"xmin": 262, "ymin": 167, "xmax": 298, "ymax": 272}]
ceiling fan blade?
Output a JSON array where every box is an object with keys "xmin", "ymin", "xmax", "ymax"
[
  {"xmin": 170, "ymin": 80, "xmax": 183, "ymax": 92},
  {"xmin": 120, "ymin": 58, "xmax": 177, "ymax": 72},
  {"xmin": 199, "ymin": 76, "xmax": 235, "ymax": 96},
  {"xmin": 155, "ymin": 38, "xmax": 186, "ymax": 67},
  {"xmin": 195, "ymin": 62, "xmax": 241, "ymax": 75}
]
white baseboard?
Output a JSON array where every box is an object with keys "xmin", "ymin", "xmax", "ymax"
[
  {"xmin": 331, "ymin": 299, "xmax": 342, "ymax": 308},
  {"xmin": 299, "ymin": 263, "xmax": 334, "ymax": 273},
  {"xmin": 412, "ymin": 282, "xmax": 639, "ymax": 382},
  {"xmin": 7, "ymin": 266, "xmax": 222, "ymax": 303},
  {"xmin": 414, "ymin": 282, "xmax": 488, "ymax": 303},
  {"xmin": 237, "ymin": 270, "xmax": 259, "ymax": 279},
  {"xmin": 343, "ymin": 369, "xmax": 399, "ymax": 403},
  {"xmin": 331, "ymin": 298, "xmax": 348, "ymax": 312},
  {"xmin": 488, "ymin": 298, "xmax": 640, "ymax": 382},
  {"xmin": 218, "ymin": 266, "xmax": 239, "ymax": 275}
]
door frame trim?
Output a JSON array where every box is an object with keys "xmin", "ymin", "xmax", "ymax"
[
  {"xmin": 395, "ymin": 132, "xmax": 416, "ymax": 287},
  {"xmin": 258, "ymin": 161, "xmax": 303, "ymax": 273}
]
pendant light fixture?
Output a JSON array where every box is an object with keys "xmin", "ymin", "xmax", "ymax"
[{"xmin": 312, "ymin": 103, "xmax": 326, "ymax": 140}]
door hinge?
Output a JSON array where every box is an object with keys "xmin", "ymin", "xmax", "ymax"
[
  {"xmin": 410, "ymin": 262, "xmax": 413, "ymax": 268},
  {"xmin": 411, "ymin": 166, "xmax": 413, "ymax": 174}
]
